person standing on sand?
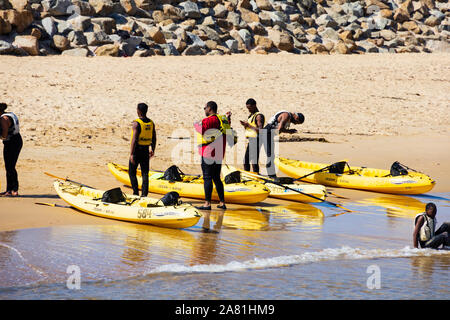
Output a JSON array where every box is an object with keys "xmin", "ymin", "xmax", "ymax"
[
  {"xmin": 240, "ymin": 98, "xmax": 265, "ymax": 174},
  {"xmin": 261, "ymin": 111, "xmax": 305, "ymax": 178},
  {"xmin": 413, "ymin": 202, "xmax": 450, "ymax": 249},
  {"xmin": 194, "ymin": 101, "xmax": 231, "ymax": 211},
  {"xmin": 129, "ymin": 103, "xmax": 156, "ymax": 198},
  {"xmin": 0, "ymin": 103, "xmax": 22, "ymax": 197}
]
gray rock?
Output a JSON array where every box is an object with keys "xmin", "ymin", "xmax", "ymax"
[
  {"xmin": 380, "ymin": 29, "xmax": 396, "ymax": 41},
  {"xmin": 238, "ymin": 28, "xmax": 253, "ymax": 48},
  {"xmin": 56, "ymin": 20, "xmax": 73, "ymax": 35},
  {"xmin": 42, "ymin": 17, "xmax": 57, "ymax": 37},
  {"xmin": 67, "ymin": 30, "xmax": 87, "ymax": 46},
  {"xmin": 91, "ymin": 18, "xmax": 116, "ymax": 35},
  {"xmin": 356, "ymin": 40, "xmax": 379, "ymax": 53},
  {"xmin": 199, "ymin": 26, "xmax": 221, "ymax": 42},
  {"xmin": 426, "ymin": 40, "xmax": 450, "ymax": 52},
  {"xmin": 315, "ymin": 14, "xmax": 338, "ymax": 28},
  {"xmin": 0, "ymin": 40, "xmax": 14, "ymax": 55},
  {"xmin": 61, "ymin": 47, "xmax": 90, "ymax": 57},
  {"xmin": 225, "ymin": 39, "xmax": 239, "ymax": 52},
  {"xmin": 270, "ymin": 11, "xmax": 288, "ymax": 28},
  {"xmin": 160, "ymin": 42, "xmax": 179, "ymax": 55},
  {"xmin": 341, "ymin": 2, "xmax": 364, "ymax": 18},
  {"xmin": 213, "ymin": 4, "xmax": 227, "ymax": 18},
  {"xmin": 297, "ymin": 0, "xmax": 313, "ymax": 10},
  {"xmin": 42, "ymin": 0, "xmax": 73, "ymax": 16},
  {"xmin": 108, "ymin": 34, "xmax": 122, "ymax": 42},
  {"xmin": 180, "ymin": 1, "xmax": 201, "ymax": 19},
  {"xmin": 85, "ymin": 31, "xmax": 113, "ymax": 46},
  {"xmin": 182, "ymin": 44, "xmax": 205, "ymax": 55},
  {"xmin": 110, "ymin": 13, "xmax": 129, "ymax": 25},
  {"xmin": 186, "ymin": 32, "xmax": 206, "ymax": 47},
  {"xmin": 68, "ymin": 16, "xmax": 92, "ymax": 32},
  {"xmin": 371, "ymin": 15, "xmax": 390, "ymax": 30},
  {"xmin": 429, "ymin": 9, "xmax": 445, "ymax": 20},
  {"xmin": 319, "ymin": 27, "xmax": 339, "ymax": 41},
  {"xmin": 227, "ymin": 11, "xmax": 242, "ymax": 27}
]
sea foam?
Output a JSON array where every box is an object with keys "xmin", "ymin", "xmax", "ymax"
[{"xmin": 145, "ymin": 246, "xmax": 450, "ymax": 275}]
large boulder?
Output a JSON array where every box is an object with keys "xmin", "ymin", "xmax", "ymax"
[
  {"xmin": 146, "ymin": 26, "xmax": 166, "ymax": 44},
  {"xmin": 0, "ymin": 39, "xmax": 14, "ymax": 54},
  {"xmin": 91, "ymin": 17, "xmax": 116, "ymax": 34},
  {"xmin": 8, "ymin": 0, "xmax": 29, "ymax": 11},
  {"xmin": 13, "ymin": 35, "xmax": 39, "ymax": 55},
  {"xmin": 180, "ymin": 1, "xmax": 201, "ymax": 19},
  {"xmin": 62, "ymin": 47, "xmax": 89, "ymax": 56},
  {"xmin": 0, "ymin": 9, "xmax": 33, "ymax": 32},
  {"xmin": 182, "ymin": 44, "xmax": 205, "ymax": 55},
  {"xmin": 85, "ymin": 31, "xmax": 113, "ymax": 45},
  {"xmin": 52, "ymin": 34, "xmax": 70, "ymax": 51},
  {"xmin": 120, "ymin": 0, "xmax": 137, "ymax": 15},
  {"xmin": 41, "ymin": 16, "xmax": 56, "ymax": 37},
  {"xmin": 89, "ymin": 0, "xmax": 114, "ymax": 16},
  {"xmin": 94, "ymin": 43, "xmax": 119, "ymax": 56},
  {"xmin": 255, "ymin": 0, "xmax": 272, "ymax": 11},
  {"xmin": 41, "ymin": 0, "xmax": 73, "ymax": 16},
  {"xmin": 268, "ymin": 29, "xmax": 294, "ymax": 52},
  {"xmin": 0, "ymin": 16, "xmax": 11, "ymax": 34}
]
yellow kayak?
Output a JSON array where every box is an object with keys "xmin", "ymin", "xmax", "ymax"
[
  {"xmin": 275, "ymin": 157, "xmax": 435, "ymax": 195},
  {"xmin": 54, "ymin": 180, "xmax": 202, "ymax": 229},
  {"xmin": 222, "ymin": 165, "xmax": 326, "ymax": 203},
  {"xmin": 107, "ymin": 163, "xmax": 270, "ymax": 204}
]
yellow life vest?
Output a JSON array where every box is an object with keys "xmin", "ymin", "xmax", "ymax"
[
  {"xmin": 196, "ymin": 114, "xmax": 231, "ymax": 147},
  {"xmin": 245, "ymin": 112, "xmax": 265, "ymax": 139},
  {"xmin": 132, "ymin": 118, "xmax": 154, "ymax": 146}
]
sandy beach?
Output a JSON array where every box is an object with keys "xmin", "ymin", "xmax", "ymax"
[{"xmin": 0, "ymin": 53, "xmax": 449, "ymax": 231}]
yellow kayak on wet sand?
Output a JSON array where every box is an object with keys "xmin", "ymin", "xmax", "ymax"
[
  {"xmin": 222, "ymin": 165, "xmax": 327, "ymax": 203},
  {"xmin": 107, "ymin": 163, "xmax": 270, "ymax": 204},
  {"xmin": 275, "ymin": 157, "xmax": 435, "ymax": 195},
  {"xmin": 54, "ymin": 180, "xmax": 202, "ymax": 229}
]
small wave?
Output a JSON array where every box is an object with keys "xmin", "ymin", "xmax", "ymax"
[
  {"xmin": 0, "ymin": 242, "xmax": 48, "ymax": 279},
  {"xmin": 145, "ymin": 246, "xmax": 449, "ymax": 275}
]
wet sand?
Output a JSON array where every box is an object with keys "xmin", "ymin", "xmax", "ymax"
[{"xmin": 0, "ymin": 53, "xmax": 449, "ymax": 231}]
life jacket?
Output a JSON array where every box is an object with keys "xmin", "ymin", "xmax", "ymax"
[
  {"xmin": 197, "ymin": 114, "xmax": 231, "ymax": 147},
  {"xmin": 267, "ymin": 110, "xmax": 291, "ymax": 130},
  {"xmin": 245, "ymin": 112, "xmax": 265, "ymax": 139},
  {"xmin": 131, "ymin": 118, "xmax": 154, "ymax": 146},
  {"xmin": 414, "ymin": 212, "xmax": 436, "ymax": 242},
  {"xmin": 2, "ymin": 112, "xmax": 20, "ymax": 140}
]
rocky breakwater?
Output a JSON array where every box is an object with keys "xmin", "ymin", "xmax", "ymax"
[{"xmin": 0, "ymin": 0, "xmax": 448, "ymax": 56}]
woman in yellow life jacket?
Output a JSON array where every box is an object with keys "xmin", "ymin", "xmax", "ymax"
[
  {"xmin": 239, "ymin": 99, "xmax": 265, "ymax": 174},
  {"xmin": 129, "ymin": 103, "xmax": 156, "ymax": 197}
]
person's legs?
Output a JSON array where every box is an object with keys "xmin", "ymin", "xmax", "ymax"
[
  {"xmin": 262, "ymin": 127, "xmax": 276, "ymax": 178},
  {"xmin": 201, "ymin": 158, "xmax": 213, "ymax": 206},
  {"xmin": 243, "ymin": 142, "xmax": 251, "ymax": 172},
  {"xmin": 139, "ymin": 151, "xmax": 150, "ymax": 197},
  {"xmin": 247, "ymin": 137, "xmax": 260, "ymax": 174},
  {"xmin": 3, "ymin": 135, "xmax": 22, "ymax": 193},
  {"xmin": 212, "ymin": 163, "xmax": 225, "ymax": 204},
  {"xmin": 435, "ymin": 222, "xmax": 450, "ymax": 236},
  {"xmin": 128, "ymin": 157, "xmax": 140, "ymax": 196},
  {"xmin": 423, "ymin": 232, "xmax": 449, "ymax": 249}
]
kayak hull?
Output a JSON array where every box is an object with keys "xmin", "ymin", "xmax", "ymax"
[
  {"xmin": 275, "ymin": 157, "xmax": 435, "ymax": 195},
  {"xmin": 222, "ymin": 165, "xmax": 327, "ymax": 203},
  {"xmin": 54, "ymin": 180, "xmax": 201, "ymax": 229},
  {"xmin": 107, "ymin": 163, "xmax": 270, "ymax": 204}
]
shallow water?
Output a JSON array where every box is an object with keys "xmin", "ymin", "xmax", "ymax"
[{"xmin": 0, "ymin": 192, "xmax": 449, "ymax": 299}]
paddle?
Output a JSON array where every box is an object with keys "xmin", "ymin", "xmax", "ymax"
[
  {"xmin": 44, "ymin": 172, "xmax": 94, "ymax": 188},
  {"xmin": 291, "ymin": 160, "xmax": 348, "ymax": 183},
  {"xmin": 226, "ymin": 166, "xmax": 353, "ymax": 212},
  {"xmin": 35, "ymin": 202, "xmax": 71, "ymax": 208}
]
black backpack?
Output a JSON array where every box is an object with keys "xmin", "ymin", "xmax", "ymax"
[
  {"xmin": 101, "ymin": 187, "xmax": 126, "ymax": 204},
  {"xmin": 224, "ymin": 171, "xmax": 241, "ymax": 184},
  {"xmin": 158, "ymin": 191, "xmax": 182, "ymax": 206},
  {"xmin": 390, "ymin": 161, "xmax": 408, "ymax": 176},
  {"xmin": 329, "ymin": 161, "xmax": 347, "ymax": 174},
  {"xmin": 273, "ymin": 177, "xmax": 295, "ymax": 184},
  {"xmin": 163, "ymin": 165, "xmax": 184, "ymax": 182}
]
